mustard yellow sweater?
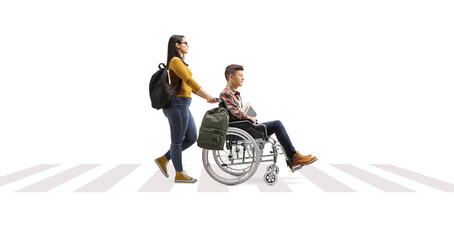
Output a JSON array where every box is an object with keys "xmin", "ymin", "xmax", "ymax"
[{"xmin": 168, "ymin": 57, "xmax": 201, "ymax": 98}]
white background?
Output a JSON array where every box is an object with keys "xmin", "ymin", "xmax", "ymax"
[{"xmin": 1, "ymin": 0, "xmax": 453, "ymax": 239}]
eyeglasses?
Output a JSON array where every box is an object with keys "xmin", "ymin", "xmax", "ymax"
[{"xmin": 181, "ymin": 42, "xmax": 188, "ymax": 45}]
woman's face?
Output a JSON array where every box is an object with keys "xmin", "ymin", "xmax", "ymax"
[{"xmin": 177, "ymin": 37, "xmax": 189, "ymax": 55}]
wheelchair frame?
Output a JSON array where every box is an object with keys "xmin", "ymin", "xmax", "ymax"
[{"xmin": 202, "ymin": 120, "xmax": 303, "ymax": 186}]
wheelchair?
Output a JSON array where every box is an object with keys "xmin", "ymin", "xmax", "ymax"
[{"xmin": 201, "ymin": 102, "xmax": 304, "ymax": 186}]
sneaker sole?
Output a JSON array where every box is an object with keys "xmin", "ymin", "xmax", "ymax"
[
  {"xmin": 154, "ymin": 159, "xmax": 169, "ymax": 178},
  {"xmin": 174, "ymin": 179, "xmax": 197, "ymax": 183}
]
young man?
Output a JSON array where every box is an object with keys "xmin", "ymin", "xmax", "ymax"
[{"xmin": 219, "ymin": 64, "xmax": 317, "ymax": 168}]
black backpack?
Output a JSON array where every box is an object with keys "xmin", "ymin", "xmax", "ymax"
[{"xmin": 149, "ymin": 63, "xmax": 181, "ymax": 110}]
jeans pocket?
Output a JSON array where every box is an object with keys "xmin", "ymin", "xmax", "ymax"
[{"xmin": 175, "ymin": 97, "xmax": 190, "ymax": 107}]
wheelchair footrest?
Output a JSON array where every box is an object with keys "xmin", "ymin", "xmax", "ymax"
[
  {"xmin": 290, "ymin": 165, "xmax": 303, "ymax": 172},
  {"xmin": 286, "ymin": 160, "xmax": 303, "ymax": 173}
]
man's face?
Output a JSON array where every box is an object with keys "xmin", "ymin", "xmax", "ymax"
[{"xmin": 230, "ymin": 70, "xmax": 244, "ymax": 88}]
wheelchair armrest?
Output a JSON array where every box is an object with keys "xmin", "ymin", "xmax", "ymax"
[
  {"xmin": 228, "ymin": 119, "xmax": 268, "ymax": 139},
  {"xmin": 254, "ymin": 123, "xmax": 268, "ymax": 137},
  {"xmin": 228, "ymin": 119, "xmax": 254, "ymax": 125}
]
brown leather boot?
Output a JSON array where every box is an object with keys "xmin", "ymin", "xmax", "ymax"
[{"xmin": 290, "ymin": 151, "xmax": 317, "ymax": 167}]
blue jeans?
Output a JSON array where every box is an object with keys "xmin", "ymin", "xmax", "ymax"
[
  {"xmin": 163, "ymin": 97, "xmax": 197, "ymax": 172},
  {"xmin": 256, "ymin": 120, "xmax": 296, "ymax": 159}
]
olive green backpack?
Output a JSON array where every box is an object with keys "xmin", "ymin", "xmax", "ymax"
[{"xmin": 197, "ymin": 107, "xmax": 229, "ymax": 150}]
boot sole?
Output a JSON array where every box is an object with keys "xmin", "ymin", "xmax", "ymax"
[
  {"xmin": 154, "ymin": 159, "xmax": 169, "ymax": 178},
  {"xmin": 287, "ymin": 158, "xmax": 318, "ymax": 172},
  {"xmin": 302, "ymin": 158, "xmax": 318, "ymax": 166}
]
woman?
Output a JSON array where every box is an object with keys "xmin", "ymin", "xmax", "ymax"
[{"xmin": 155, "ymin": 35, "xmax": 217, "ymax": 183}]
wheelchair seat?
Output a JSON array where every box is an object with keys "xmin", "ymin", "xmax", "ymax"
[
  {"xmin": 228, "ymin": 120, "xmax": 267, "ymax": 139},
  {"xmin": 219, "ymin": 100, "xmax": 268, "ymax": 139}
]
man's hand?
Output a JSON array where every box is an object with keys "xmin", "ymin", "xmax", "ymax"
[{"xmin": 247, "ymin": 116, "xmax": 257, "ymax": 124}]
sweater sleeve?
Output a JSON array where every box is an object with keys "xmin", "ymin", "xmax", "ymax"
[{"xmin": 169, "ymin": 57, "xmax": 201, "ymax": 92}]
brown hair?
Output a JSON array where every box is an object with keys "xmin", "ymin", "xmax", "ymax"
[{"xmin": 224, "ymin": 64, "xmax": 244, "ymax": 81}]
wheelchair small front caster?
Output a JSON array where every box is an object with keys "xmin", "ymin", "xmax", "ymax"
[
  {"xmin": 264, "ymin": 172, "xmax": 277, "ymax": 185},
  {"xmin": 266, "ymin": 164, "xmax": 279, "ymax": 174}
]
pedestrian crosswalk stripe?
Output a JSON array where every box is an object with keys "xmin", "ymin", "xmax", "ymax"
[
  {"xmin": 16, "ymin": 164, "xmax": 100, "ymax": 192},
  {"xmin": 371, "ymin": 164, "xmax": 454, "ymax": 192},
  {"xmin": 299, "ymin": 165, "xmax": 355, "ymax": 192},
  {"xmin": 197, "ymin": 167, "xmax": 229, "ymax": 192},
  {"xmin": 1, "ymin": 163, "xmax": 453, "ymax": 193},
  {"xmin": 331, "ymin": 164, "xmax": 415, "ymax": 192},
  {"xmin": 138, "ymin": 165, "xmax": 175, "ymax": 192},
  {"xmin": 0, "ymin": 164, "xmax": 60, "ymax": 187},
  {"xmin": 75, "ymin": 164, "xmax": 140, "ymax": 192}
]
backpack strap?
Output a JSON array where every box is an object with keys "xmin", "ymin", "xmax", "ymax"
[
  {"xmin": 177, "ymin": 79, "xmax": 182, "ymax": 95},
  {"xmin": 160, "ymin": 63, "xmax": 183, "ymax": 95}
]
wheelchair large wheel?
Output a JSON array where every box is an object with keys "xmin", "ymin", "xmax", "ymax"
[{"xmin": 202, "ymin": 127, "xmax": 260, "ymax": 185}]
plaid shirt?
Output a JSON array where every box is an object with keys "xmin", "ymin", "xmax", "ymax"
[{"xmin": 220, "ymin": 86, "xmax": 248, "ymax": 121}]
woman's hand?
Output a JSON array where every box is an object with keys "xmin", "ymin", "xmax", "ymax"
[
  {"xmin": 195, "ymin": 88, "xmax": 218, "ymax": 104},
  {"xmin": 206, "ymin": 95, "xmax": 218, "ymax": 103}
]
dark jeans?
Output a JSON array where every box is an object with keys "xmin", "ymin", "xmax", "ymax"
[
  {"xmin": 163, "ymin": 97, "xmax": 197, "ymax": 172},
  {"xmin": 256, "ymin": 120, "xmax": 296, "ymax": 159}
]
